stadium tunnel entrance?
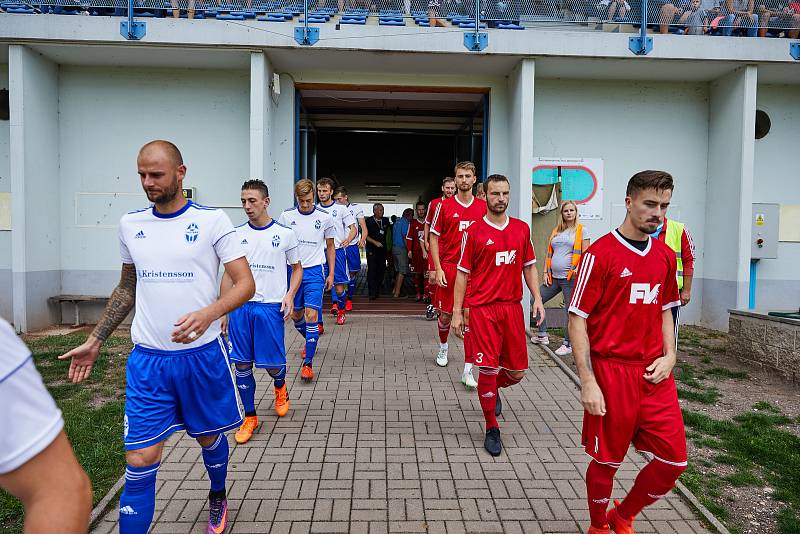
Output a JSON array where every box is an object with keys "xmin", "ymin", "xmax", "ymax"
[{"xmin": 295, "ymin": 84, "xmax": 488, "ymax": 308}]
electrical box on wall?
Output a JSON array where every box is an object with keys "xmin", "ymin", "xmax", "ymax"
[
  {"xmin": 182, "ymin": 188, "xmax": 196, "ymax": 201},
  {"xmin": 751, "ymin": 203, "xmax": 779, "ymax": 259}
]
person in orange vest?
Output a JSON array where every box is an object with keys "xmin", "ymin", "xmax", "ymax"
[
  {"xmin": 650, "ymin": 216, "xmax": 695, "ymax": 337},
  {"xmin": 530, "ymin": 200, "xmax": 591, "ymax": 356}
]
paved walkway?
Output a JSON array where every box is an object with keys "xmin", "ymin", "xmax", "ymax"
[{"xmin": 94, "ymin": 315, "xmax": 711, "ymax": 534}]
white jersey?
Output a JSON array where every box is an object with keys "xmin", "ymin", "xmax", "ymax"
[
  {"xmin": 235, "ymin": 220, "xmax": 300, "ymax": 304},
  {"xmin": 277, "ymin": 206, "xmax": 336, "ymax": 268},
  {"xmin": 0, "ymin": 318, "xmax": 64, "ymax": 474},
  {"xmin": 318, "ymin": 201, "xmax": 356, "ymax": 249},
  {"xmin": 119, "ymin": 201, "xmax": 245, "ymax": 351},
  {"xmin": 347, "ymin": 203, "xmax": 366, "ymax": 238}
]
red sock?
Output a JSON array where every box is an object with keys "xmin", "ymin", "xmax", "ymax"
[
  {"xmin": 496, "ymin": 369, "xmax": 522, "ymax": 389},
  {"xmin": 617, "ymin": 459, "xmax": 686, "ymax": 520},
  {"xmin": 477, "ymin": 368, "xmax": 499, "ymax": 430},
  {"xmin": 437, "ymin": 319, "xmax": 449, "ymax": 344},
  {"xmin": 586, "ymin": 460, "xmax": 617, "ymax": 528},
  {"xmin": 463, "ymin": 326, "xmax": 474, "ymax": 364}
]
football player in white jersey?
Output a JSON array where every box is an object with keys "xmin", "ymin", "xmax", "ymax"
[
  {"xmin": 60, "ymin": 141, "xmax": 255, "ymax": 534},
  {"xmin": 333, "ymin": 186, "xmax": 368, "ymax": 311},
  {"xmin": 316, "ymin": 177, "xmax": 357, "ymax": 325},
  {"xmin": 278, "ymin": 179, "xmax": 336, "ymax": 382},
  {"xmin": 1, "ymin": 318, "xmax": 92, "ymax": 533},
  {"xmin": 220, "ymin": 180, "xmax": 303, "ymax": 445}
]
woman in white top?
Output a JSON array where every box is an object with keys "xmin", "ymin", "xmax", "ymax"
[{"xmin": 530, "ymin": 201, "xmax": 591, "ymax": 356}]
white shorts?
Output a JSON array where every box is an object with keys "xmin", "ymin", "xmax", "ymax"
[{"xmin": 0, "ymin": 358, "xmax": 64, "ymax": 474}]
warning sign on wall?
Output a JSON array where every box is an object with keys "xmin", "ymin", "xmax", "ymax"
[{"xmin": 532, "ymin": 158, "xmax": 604, "ymax": 220}]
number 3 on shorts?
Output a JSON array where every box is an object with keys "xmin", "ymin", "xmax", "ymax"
[{"xmin": 475, "ymin": 352, "xmax": 484, "ymax": 365}]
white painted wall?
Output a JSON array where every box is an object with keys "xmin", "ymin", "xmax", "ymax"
[
  {"xmin": 533, "ymin": 78, "xmax": 710, "ymax": 324},
  {"xmin": 0, "ymin": 63, "xmax": 11, "ymax": 320},
  {"xmin": 753, "ymin": 84, "xmax": 800, "ymax": 310},
  {"xmin": 57, "ymin": 66, "xmax": 249, "ymax": 294}
]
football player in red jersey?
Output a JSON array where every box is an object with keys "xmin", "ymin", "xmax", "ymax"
[
  {"xmin": 423, "ymin": 177, "xmax": 456, "ymax": 320},
  {"xmin": 569, "ymin": 170, "xmax": 685, "ymax": 534},
  {"xmin": 452, "ymin": 174, "xmax": 545, "ymax": 456},
  {"xmin": 406, "ymin": 201, "xmax": 428, "ymax": 302},
  {"xmin": 430, "ymin": 162, "xmax": 487, "ymax": 389}
]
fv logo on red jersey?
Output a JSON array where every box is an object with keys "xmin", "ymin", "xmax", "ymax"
[
  {"xmin": 629, "ymin": 283, "xmax": 661, "ymax": 304},
  {"xmin": 495, "ymin": 250, "xmax": 517, "ymax": 266},
  {"xmin": 459, "ymin": 220, "xmax": 475, "ymax": 231}
]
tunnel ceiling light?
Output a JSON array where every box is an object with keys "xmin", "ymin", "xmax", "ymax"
[{"xmin": 364, "ymin": 183, "xmax": 401, "ymax": 188}]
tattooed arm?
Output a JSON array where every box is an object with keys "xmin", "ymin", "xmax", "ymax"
[{"xmin": 58, "ymin": 263, "xmax": 137, "ymax": 384}]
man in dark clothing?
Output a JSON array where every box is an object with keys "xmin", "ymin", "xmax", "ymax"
[{"xmin": 365, "ymin": 204, "xmax": 390, "ymax": 300}]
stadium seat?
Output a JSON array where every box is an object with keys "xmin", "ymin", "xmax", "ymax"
[
  {"xmin": 379, "ymin": 18, "xmax": 405, "ymax": 24},
  {"xmin": 217, "ymin": 13, "xmax": 245, "ymax": 19},
  {"xmin": 340, "ymin": 16, "xmax": 367, "ymax": 23},
  {"xmin": 497, "ymin": 21, "xmax": 523, "ymax": 28},
  {"xmin": 258, "ymin": 13, "xmax": 287, "ymax": 21}
]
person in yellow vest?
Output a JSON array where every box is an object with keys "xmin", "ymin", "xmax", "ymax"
[
  {"xmin": 530, "ymin": 200, "xmax": 591, "ymax": 356},
  {"xmin": 650, "ymin": 216, "xmax": 695, "ymax": 337}
]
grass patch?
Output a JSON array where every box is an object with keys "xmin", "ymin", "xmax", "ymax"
[
  {"xmin": 753, "ymin": 401, "xmax": 781, "ymax": 413},
  {"xmin": 683, "ymin": 407, "xmax": 800, "ymax": 534},
  {"xmin": 681, "ymin": 464, "xmax": 731, "ymax": 521},
  {"xmin": 0, "ymin": 333, "xmax": 129, "ymax": 533},
  {"xmin": 675, "ymin": 361, "xmax": 705, "ymax": 388},
  {"xmin": 705, "ymin": 367, "xmax": 749, "ymax": 380},
  {"xmin": 678, "ymin": 386, "xmax": 721, "ymax": 404}
]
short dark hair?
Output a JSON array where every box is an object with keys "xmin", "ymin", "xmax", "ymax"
[
  {"xmin": 442, "ymin": 176, "xmax": 455, "ymax": 185},
  {"xmin": 402, "ymin": 208, "xmax": 413, "ymax": 218},
  {"xmin": 334, "ymin": 185, "xmax": 348, "ymax": 197},
  {"xmin": 317, "ymin": 177, "xmax": 336, "ymax": 190},
  {"xmin": 485, "ymin": 174, "xmax": 509, "ymax": 191},
  {"xmin": 242, "ymin": 179, "xmax": 269, "ymax": 198},
  {"xmin": 626, "ymin": 170, "xmax": 674, "ymax": 198},
  {"xmin": 415, "ymin": 201, "xmax": 426, "ymax": 208}
]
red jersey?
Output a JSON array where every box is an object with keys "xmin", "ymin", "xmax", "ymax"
[
  {"xmin": 425, "ymin": 197, "xmax": 444, "ymax": 226},
  {"xmin": 406, "ymin": 218, "xmax": 425, "ymax": 255},
  {"xmin": 457, "ymin": 216, "xmax": 536, "ymax": 307},
  {"xmin": 569, "ymin": 231, "xmax": 681, "ymax": 362},
  {"xmin": 430, "ymin": 196, "xmax": 487, "ymax": 265}
]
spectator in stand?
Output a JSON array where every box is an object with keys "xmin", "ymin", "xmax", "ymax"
[
  {"xmin": 597, "ymin": 0, "xmax": 630, "ymax": 21},
  {"xmin": 530, "ymin": 201, "xmax": 590, "ymax": 356},
  {"xmin": 392, "ymin": 208, "xmax": 413, "ymax": 298},
  {"xmin": 757, "ymin": 0, "xmax": 800, "ymax": 36},
  {"xmin": 658, "ymin": 0, "xmax": 720, "ymax": 33},
  {"xmin": 720, "ymin": 0, "xmax": 759, "ymax": 36}
]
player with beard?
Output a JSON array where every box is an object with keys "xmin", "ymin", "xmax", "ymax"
[
  {"xmin": 452, "ymin": 174, "xmax": 545, "ymax": 456},
  {"xmin": 569, "ymin": 171, "xmax": 685, "ymax": 534},
  {"xmin": 423, "ymin": 177, "xmax": 456, "ymax": 320}
]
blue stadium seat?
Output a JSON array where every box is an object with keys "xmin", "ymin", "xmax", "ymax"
[
  {"xmin": 258, "ymin": 13, "xmax": 287, "ymax": 20},
  {"xmin": 379, "ymin": 18, "xmax": 405, "ymax": 24},
  {"xmin": 340, "ymin": 16, "xmax": 367, "ymax": 23},
  {"xmin": 458, "ymin": 21, "xmax": 486, "ymax": 27},
  {"xmin": 217, "ymin": 13, "xmax": 245, "ymax": 19},
  {"xmin": 496, "ymin": 22, "xmax": 523, "ymax": 29}
]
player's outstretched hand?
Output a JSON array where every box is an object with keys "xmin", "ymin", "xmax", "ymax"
[
  {"xmin": 644, "ymin": 355, "xmax": 675, "ymax": 384},
  {"xmin": 581, "ymin": 378, "xmax": 606, "ymax": 416},
  {"xmin": 281, "ymin": 294, "xmax": 294, "ymax": 320},
  {"xmin": 172, "ymin": 308, "xmax": 215, "ymax": 344},
  {"xmin": 220, "ymin": 314, "xmax": 229, "ymax": 337},
  {"xmin": 324, "ymin": 275, "xmax": 334, "ymax": 292},
  {"xmin": 58, "ymin": 336, "xmax": 101, "ymax": 384}
]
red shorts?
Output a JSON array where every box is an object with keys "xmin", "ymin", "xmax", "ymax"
[
  {"xmin": 410, "ymin": 254, "xmax": 425, "ymax": 275},
  {"xmin": 582, "ymin": 357, "xmax": 687, "ymax": 467},
  {"xmin": 426, "ymin": 253, "xmax": 435, "ymax": 274},
  {"xmin": 436, "ymin": 263, "xmax": 457, "ymax": 314},
  {"xmin": 468, "ymin": 302, "xmax": 528, "ymax": 371}
]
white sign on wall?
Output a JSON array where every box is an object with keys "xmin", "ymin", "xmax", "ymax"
[{"xmin": 532, "ymin": 157, "xmax": 604, "ymax": 220}]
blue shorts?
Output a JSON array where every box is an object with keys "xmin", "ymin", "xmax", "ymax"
[
  {"xmin": 323, "ymin": 249, "xmax": 350, "ymax": 286},
  {"xmin": 345, "ymin": 244, "xmax": 361, "ymax": 273},
  {"xmin": 228, "ymin": 301, "xmax": 286, "ymax": 369},
  {"xmin": 124, "ymin": 338, "xmax": 242, "ymax": 450},
  {"xmin": 292, "ymin": 264, "xmax": 325, "ymax": 311}
]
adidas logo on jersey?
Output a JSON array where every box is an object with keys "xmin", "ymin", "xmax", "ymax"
[
  {"xmin": 486, "ymin": 239, "xmax": 494, "ymax": 245},
  {"xmin": 290, "ymin": 221, "xmax": 296, "ymax": 225},
  {"xmin": 452, "ymin": 213, "xmax": 459, "ymax": 218},
  {"xmin": 120, "ymin": 506, "xmax": 138, "ymax": 515},
  {"xmin": 241, "ymin": 238, "xmax": 249, "ymax": 245},
  {"xmin": 135, "ymin": 230, "xmax": 146, "ymax": 239},
  {"xmin": 620, "ymin": 267, "xmax": 632, "ymax": 278}
]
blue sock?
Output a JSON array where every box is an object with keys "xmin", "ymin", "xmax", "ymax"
[
  {"xmin": 336, "ymin": 290, "xmax": 347, "ymax": 310},
  {"xmin": 234, "ymin": 365, "xmax": 256, "ymax": 416},
  {"xmin": 119, "ymin": 463, "xmax": 159, "ymax": 534},
  {"xmin": 201, "ymin": 435, "xmax": 229, "ymax": 493},
  {"xmin": 305, "ymin": 322, "xmax": 319, "ymax": 365},
  {"xmin": 347, "ymin": 279, "xmax": 355, "ymax": 300},
  {"xmin": 268, "ymin": 367, "xmax": 286, "ymax": 388},
  {"xmin": 293, "ymin": 318, "xmax": 306, "ymax": 337},
  {"xmin": 331, "ymin": 288, "xmax": 338, "ymax": 305}
]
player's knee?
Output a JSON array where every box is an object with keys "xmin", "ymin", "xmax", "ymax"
[
  {"xmin": 235, "ymin": 363, "xmax": 253, "ymax": 371},
  {"xmin": 304, "ymin": 308, "xmax": 318, "ymax": 323},
  {"xmin": 266, "ymin": 367, "xmax": 282, "ymax": 378},
  {"xmin": 507, "ymin": 370, "xmax": 525, "ymax": 381},
  {"xmin": 196, "ymin": 434, "xmax": 220, "ymax": 448},
  {"xmin": 655, "ymin": 459, "xmax": 687, "ymax": 482},
  {"xmin": 126, "ymin": 447, "xmax": 162, "ymax": 468}
]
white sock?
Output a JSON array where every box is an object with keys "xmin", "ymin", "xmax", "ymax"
[
  {"xmin": 440, "ymin": 342, "xmax": 448, "ymax": 351},
  {"xmin": 463, "ymin": 363, "xmax": 473, "ymax": 375}
]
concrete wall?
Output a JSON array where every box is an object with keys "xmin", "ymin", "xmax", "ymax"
[
  {"xmin": 9, "ymin": 46, "xmax": 61, "ymax": 330},
  {"xmin": 704, "ymin": 67, "xmax": 757, "ymax": 329},
  {"xmin": 0, "ymin": 63, "xmax": 11, "ymax": 321},
  {"xmin": 533, "ymin": 78, "xmax": 710, "ymax": 324},
  {"xmin": 57, "ymin": 66, "xmax": 249, "ymax": 307},
  {"xmin": 753, "ymin": 84, "xmax": 800, "ymax": 311}
]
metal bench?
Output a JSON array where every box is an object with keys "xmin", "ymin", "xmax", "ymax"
[{"xmin": 48, "ymin": 294, "xmax": 109, "ymax": 326}]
